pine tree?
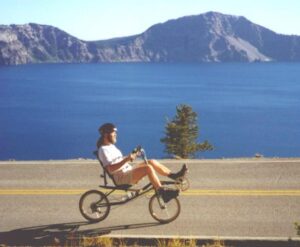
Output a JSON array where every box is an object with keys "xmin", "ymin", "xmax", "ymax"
[{"xmin": 161, "ymin": 104, "xmax": 213, "ymax": 158}]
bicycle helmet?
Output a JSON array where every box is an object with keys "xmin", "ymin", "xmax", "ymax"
[{"xmin": 99, "ymin": 123, "xmax": 117, "ymax": 135}]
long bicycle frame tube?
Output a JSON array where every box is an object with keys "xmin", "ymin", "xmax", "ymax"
[{"xmin": 97, "ymin": 180, "xmax": 177, "ymax": 207}]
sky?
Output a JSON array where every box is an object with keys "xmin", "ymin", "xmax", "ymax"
[{"xmin": 1, "ymin": 0, "xmax": 300, "ymax": 41}]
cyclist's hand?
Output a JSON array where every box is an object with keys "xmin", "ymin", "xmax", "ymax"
[{"xmin": 128, "ymin": 152, "xmax": 137, "ymax": 162}]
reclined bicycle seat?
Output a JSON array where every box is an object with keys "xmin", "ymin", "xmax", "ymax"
[{"xmin": 93, "ymin": 150, "xmax": 132, "ymax": 189}]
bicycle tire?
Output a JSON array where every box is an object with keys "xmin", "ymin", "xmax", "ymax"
[
  {"xmin": 79, "ymin": 190, "xmax": 110, "ymax": 222},
  {"xmin": 148, "ymin": 194, "xmax": 181, "ymax": 223}
]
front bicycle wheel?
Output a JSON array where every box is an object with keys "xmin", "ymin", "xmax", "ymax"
[
  {"xmin": 79, "ymin": 190, "xmax": 110, "ymax": 222},
  {"xmin": 149, "ymin": 194, "xmax": 181, "ymax": 223}
]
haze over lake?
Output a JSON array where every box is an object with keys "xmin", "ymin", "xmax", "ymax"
[{"xmin": 0, "ymin": 63, "xmax": 299, "ymax": 160}]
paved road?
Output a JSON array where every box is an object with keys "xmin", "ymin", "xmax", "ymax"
[{"xmin": 0, "ymin": 158, "xmax": 300, "ymax": 245}]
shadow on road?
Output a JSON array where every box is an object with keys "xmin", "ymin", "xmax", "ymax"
[{"xmin": 0, "ymin": 221, "xmax": 160, "ymax": 246}]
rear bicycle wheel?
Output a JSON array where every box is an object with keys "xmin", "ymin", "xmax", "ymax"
[
  {"xmin": 148, "ymin": 194, "xmax": 181, "ymax": 223},
  {"xmin": 79, "ymin": 190, "xmax": 110, "ymax": 222}
]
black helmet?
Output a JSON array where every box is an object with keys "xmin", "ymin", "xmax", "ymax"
[{"xmin": 99, "ymin": 123, "xmax": 117, "ymax": 135}]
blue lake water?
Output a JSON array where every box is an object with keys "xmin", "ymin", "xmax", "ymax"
[{"xmin": 0, "ymin": 63, "xmax": 299, "ymax": 160}]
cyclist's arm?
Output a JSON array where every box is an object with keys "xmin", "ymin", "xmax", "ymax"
[{"xmin": 106, "ymin": 153, "xmax": 137, "ymax": 174}]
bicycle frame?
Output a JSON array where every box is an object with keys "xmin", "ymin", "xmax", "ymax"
[{"xmin": 97, "ymin": 180, "xmax": 177, "ymax": 207}]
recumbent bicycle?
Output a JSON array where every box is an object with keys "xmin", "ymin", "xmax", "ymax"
[{"xmin": 79, "ymin": 146, "xmax": 189, "ymax": 224}]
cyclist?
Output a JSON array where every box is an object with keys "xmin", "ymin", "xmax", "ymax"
[{"xmin": 96, "ymin": 123, "xmax": 188, "ymax": 201}]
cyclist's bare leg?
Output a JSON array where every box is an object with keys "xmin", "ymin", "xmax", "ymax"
[
  {"xmin": 131, "ymin": 165, "xmax": 161, "ymax": 189},
  {"xmin": 142, "ymin": 159, "xmax": 171, "ymax": 176}
]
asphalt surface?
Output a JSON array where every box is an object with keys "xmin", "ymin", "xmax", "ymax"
[{"xmin": 0, "ymin": 158, "xmax": 300, "ymax": 245}]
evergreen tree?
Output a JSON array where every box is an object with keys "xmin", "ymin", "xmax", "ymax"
[{"xmin": 161, "ymin": 104, "xmax": 213, "ymax": 158}]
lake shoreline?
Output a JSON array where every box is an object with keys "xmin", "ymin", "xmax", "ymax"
[{"xmin": 1, "ymin": 157, "xmax": 300, "ymax": 165}]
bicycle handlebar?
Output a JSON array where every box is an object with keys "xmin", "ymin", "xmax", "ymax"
[
  {"xmin": 131, "ymin": 145, "xmax": 142, "ymax": 154},
  {"xmin": 131, "ymin": 145, "xmax": 148, "ymax": 163}
]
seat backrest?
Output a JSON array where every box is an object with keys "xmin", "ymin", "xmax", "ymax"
[
  {"xmin": 93, "ymin": 150, "xmax": 112, "ymax": 186},
  {"xmin": 93, "ymin": 150, "xmax": 132, "ymax": 189}
]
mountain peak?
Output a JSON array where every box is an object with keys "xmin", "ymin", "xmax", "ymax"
[{"xmin": 203, "ymin": 11, "xmax": 234, "ymax": 18}]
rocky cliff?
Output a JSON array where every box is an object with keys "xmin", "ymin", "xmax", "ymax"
[
  {"xmin": 0, "ymin": 23, "xmax": 93, "ymax": 65},
  {"xmin": 1, "ymin": 12, "xmax": 300, "ymax": 65}
]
